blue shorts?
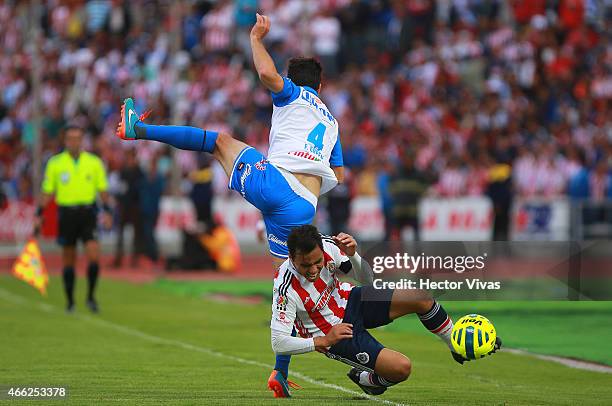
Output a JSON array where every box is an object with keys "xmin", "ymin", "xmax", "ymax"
[
  {"xmin": 325, "ymin": 286, "xmax": 394, "ymax": 371},
  {"xmin": 229, "ymin": 147, "xmax": 316, "ymax": 258}
]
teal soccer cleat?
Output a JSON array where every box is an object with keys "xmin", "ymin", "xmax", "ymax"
[
  {"xmin": 116, "ymin": 98, "xmax": 150, "ymax": 140},
  {"xmin": 267, "ymin": 370, "xmax": 301, "ymax": 398}
]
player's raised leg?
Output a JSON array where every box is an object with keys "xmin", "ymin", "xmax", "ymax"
[
  {"xmin": 387, "ymin": 289, "xmax": 456, "ymax": 351},
  {"xmin": 387, "ymin": 289, "xmax": 501, "ymax": 364},
  {"xmin": 116, "ymin": 98, "xmax": 249, "ymax": 179}
]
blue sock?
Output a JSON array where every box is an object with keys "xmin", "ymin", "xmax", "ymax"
[
  {"xmin": 135, "ymin": 123, "xmax": 218, "ymax": 153},
  {"xmin": 274, "ymin": 328, "xmax": 296, "ymax": 379}
]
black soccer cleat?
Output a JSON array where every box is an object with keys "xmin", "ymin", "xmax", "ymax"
[
  {"xmin": 347, "ymin": 368, "xmax": 387, "ymax": 396},
  {"xmin": 452, "ymin": 336, "xmax": 503, "ymax": 364},
  {"xmin": 451, "ymin": 351, "xmax": 468, "ymax": 364},
  {"xmin": 86, "ymin": 299, "xmax": 99, "ymax": 314},
  {"xmin": 491, "ymin": 336, "xmax": 502, "ymax": 353}
]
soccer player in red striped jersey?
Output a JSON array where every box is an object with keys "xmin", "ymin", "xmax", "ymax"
[{"xmin": 270, "ymin": 225, "xmax": 501, "ymax": 396}]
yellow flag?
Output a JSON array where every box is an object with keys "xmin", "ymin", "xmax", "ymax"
[{"xmin": 12, "ymin": 239, "xmax": 49, "ymax": 296}]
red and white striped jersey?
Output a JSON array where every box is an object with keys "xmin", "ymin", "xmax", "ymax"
[{"xmin": 271, "ymin": 238, "xmax": 354, "ymax": 338}]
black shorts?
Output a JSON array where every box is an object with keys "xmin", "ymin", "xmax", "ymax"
[
  {"xmin": 57, "ymin": 205, "xmax": 98, "ymax": 246},
  {"xmin": 325, "ymin": 286, "xmax": 394, "ymax": 371}
]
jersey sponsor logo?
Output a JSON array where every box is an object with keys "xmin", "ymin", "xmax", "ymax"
[
  {"xmin": 239, "ymin": 163, "xmax": 252, "ymax": 197},
  {"xmin": 276, "ymin": 311, "xmax": 291, "ymax": 324},
  {"xmin": 255, "ymin": 159, "xmax": 268, "ymax": 171},
  {"xmin": 356, "ymin": 352, "xmax": 370, "ymax": 365},
  {"xmin": 313, "ymin": 278, "xmax": 336, "ymax": 312},
  {"xmin": 288, "ymin": 151, "xmax": 321, "ymax": 162},
  {"xmin": 268, "ymin": 233, "xmax": 288, "ymax": 247}
]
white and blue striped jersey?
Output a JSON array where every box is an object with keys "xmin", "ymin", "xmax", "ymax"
[{"xmin": 268, "ymin": 77, "xmax": 343, "ymax": 195}]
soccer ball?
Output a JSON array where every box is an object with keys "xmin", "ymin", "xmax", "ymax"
[{"xmin": 451, "ymin": 314, "xmax": 497, "ymax": 360}]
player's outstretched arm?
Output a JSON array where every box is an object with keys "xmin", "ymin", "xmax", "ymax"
[{"xmin": 250, "ymin": 13, "xmax": 284, "ymax": 93}]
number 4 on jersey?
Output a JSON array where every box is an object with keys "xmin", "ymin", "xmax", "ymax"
[{"xmin": 307, "ymin": 122, "xmax": 326, "ymax": 150}]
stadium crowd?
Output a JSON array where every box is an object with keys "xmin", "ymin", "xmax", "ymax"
[{"xmin": 1, "ymin": 0, "xmax": 612, "ymax": 234}]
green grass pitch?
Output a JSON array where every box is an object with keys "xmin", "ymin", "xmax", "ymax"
[{"xmin": 1, "ymin": 274, "xmax": 611, "ymax": 405}]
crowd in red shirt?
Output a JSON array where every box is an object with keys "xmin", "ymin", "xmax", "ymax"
[{"xmin": 1, "ymin": 0, "xmax": 611, "ymax": 209}]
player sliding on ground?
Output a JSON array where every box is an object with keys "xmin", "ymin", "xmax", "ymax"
[
  {"xmin": 271, "ymin": 225, "xmax": 502, "ymax": 396},
  {"xmin": 115, "ymin": 14, "xmax": 343, "ymax": 397}
]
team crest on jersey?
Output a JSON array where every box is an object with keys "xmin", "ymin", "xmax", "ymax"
[
  {"xmin": 356, "ymin": 352, "xmax": 370, "ymax": 365},
  {"xmin": 327, "ymin": 261, "xmax": 336, "ymax": 272},
  {"xmin": 276, "ymin": 295, "xmax": 287, "ymax": 311},
  {"xmin": 255, "ymin": 159, "xmax": 268, "ymax": 171},
  {"xmin": 60, "ymin": 172, "xmax": 70, "ymax": 184}
]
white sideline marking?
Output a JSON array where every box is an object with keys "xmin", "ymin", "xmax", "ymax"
[
  {"xmin": 0, "ymin": 288, "xmax": 406, "ymax": 405},
  {"xmin": 504, "ymin": 349, "xmax": 612, "ymax": 374}
]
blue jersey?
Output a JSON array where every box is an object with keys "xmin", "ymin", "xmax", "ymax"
[{"xmin": 268, "ymin": 77, "xmax": 343, "ymax": 194}]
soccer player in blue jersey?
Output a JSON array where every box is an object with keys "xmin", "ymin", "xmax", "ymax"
[{"xmin": 116, "ymin": 14, "xmax": 343, "ymax": 397}]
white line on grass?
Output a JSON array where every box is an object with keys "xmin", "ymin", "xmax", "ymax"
[
  {"xmin": 0, "ymin": 288, "xmax": 406, "ymax": 405},
  {"xmin": 503, "ymin": 348, "xmax": 612, "ymax": 374}
]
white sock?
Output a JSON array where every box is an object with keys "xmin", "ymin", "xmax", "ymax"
[
  {"xmin": 359, "ymin": 371, "xmax": 397, "ymax": 387},
  {"xmin": 358, "ymin": 371, "xmax": 377, "ymax": 387},
  {"xmin": 438, "ymin": 319, "xmax": 454, "ymax": 350}
]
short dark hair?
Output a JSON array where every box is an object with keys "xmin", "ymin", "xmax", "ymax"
[
  {"xmin": 63, "ymin": 124, "xmax": 84, "ymax": 135},
  {"xmin": 287, "ymin": 57, "xmax": 322, "ymax": 90},
  {"xmin": 287, "ymin": 225, "xmax": 323, "ymax": 258}
]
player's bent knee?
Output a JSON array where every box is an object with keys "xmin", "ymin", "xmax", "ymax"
[
  {"xmin": 397, "ymin": 356, "xmax": 412, "ymax": 381},
  {"xmin": 388, "ymin": 356, "xmax": 412, "ymax": 382},
  {"xmin": 215, "ymin": 132, "xmax": 247, "ymax": 152},
  {"xmin": 416, "ymin": 299, "xmax": 434, "ymax": 314}
]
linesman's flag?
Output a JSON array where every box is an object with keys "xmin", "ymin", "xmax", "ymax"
[{"xmin": 12, "ymin": 239, "xmax": 48, "ymax": 295}]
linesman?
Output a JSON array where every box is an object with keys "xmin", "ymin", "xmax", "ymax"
[{"xmin": 36, "ymin": 126, "xmax": 112, "ymax": 313}]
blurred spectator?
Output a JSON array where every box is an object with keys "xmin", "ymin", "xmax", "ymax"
[
  {"xmin": 113, "ymin": 148, "xmax": 143, "ymax": 268},
  {"xmin": 486, "ymin": 162, "xmax": 513, "ymax": 241},
  {"xmin": 310, "ymin": 8, "xmax": 341, "ymax": 77},
  {"xmin": 0, "ymin": 0, "xmax": 611, "ymax": 245},
  {"xmin": 189, "ymin": 154, "xmax": 214, "ymax": 228},
  {"xmin": 201, "ymin": 0, "xmax": 234, "ymax": 54},
  {"xmin": 388, "ymin": 150, "xmax": 433, "ymax": 240},
  {"xmin": 326, "ymin": 168, "xmax": 353, "ymax": 235},
  {"xmin": 568, "ymin": 149, "xmax": 590, "ymax": 200},
  {"xmin": 85, "ymin": 0, "xmax": 111, "ymax": 35},
  {"xmin": 436, "ymin": 156, "xmax": 468, "ymax": 198},
  {"xmin": 376, "ymin": 159, "xmax": 394, "ymax": 240},
  {"xmin": 167, "ymin": 218, "xmax": 240, "ymax": 273},
  {"xmin": 589, "ymin": 159, "xmax": 612, "ymax": 202},
  {"xmin": 139, "ymin": 155, "xmax": 165, "ymax": 265}
]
